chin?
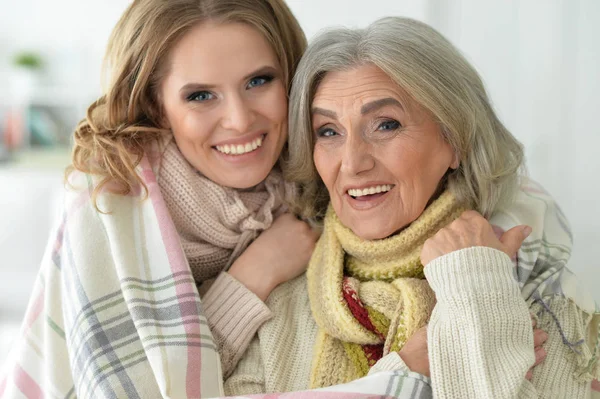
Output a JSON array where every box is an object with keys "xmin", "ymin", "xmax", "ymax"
[
  {"xmin": 224, "ymin": 168, "xmax": 271, "ymax": 189},
  {"xmin": 348, "ymin": 221, "xmax": 395, "ymax": 241}
]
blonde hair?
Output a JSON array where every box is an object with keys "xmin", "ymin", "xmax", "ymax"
[
  {"xmin": 286, "ymin": 17, "xmax": 524, "ymax": 222},
  {"xmin": 68, "ymin": 0, "xmax": 306, "ymax": 208}
]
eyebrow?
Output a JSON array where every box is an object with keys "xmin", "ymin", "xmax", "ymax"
[
  {"xmin": 312, "ymin": 107, "xmax": 337, "ymax": 119},
  {"xmin": 312, "ymin": 97, "xmax": 403, "ymax": 120},
  {"xmin": 360, "ymin": 98, "xmax": 403, "ymax": 114},
  {"xmin": 178, "ymin": 65, "xmax": 279, "ymax": 94}
]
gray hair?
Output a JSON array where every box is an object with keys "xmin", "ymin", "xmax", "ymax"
[{"xmin": 285, "ymin": 16, "xmax": 524, "ymax": 223}]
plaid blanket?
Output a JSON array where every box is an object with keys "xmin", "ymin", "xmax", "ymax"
[{"xmin": 0, "ymin": 156, "xmax": 434, "ymax": 399}]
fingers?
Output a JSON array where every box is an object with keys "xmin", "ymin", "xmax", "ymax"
[
  {"xmin": 526, "ymin": 328, "xmax": 548, "ymax": 381},
  {"xmin": 533, "ymin": 346, "xmax": 547, "ymax": 367},
  {"xmin": 526, "ymin": 347, "xmax": 548, "ymax": 381},
  {"xmin": 533, "ymin": 328, "xmax": 548, "ymax": 347},
  {"xmin": 500, "ymin": 225, "xmax": 532, "ymax": 258}
]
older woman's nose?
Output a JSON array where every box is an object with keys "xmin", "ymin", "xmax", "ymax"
[
  {"xmin": 221, "ymin": 95, "xmax": 256, "ymax": 133},
  {"xmin": 340, "ymin": 134, "xmax": 375, "ymax": 176}
]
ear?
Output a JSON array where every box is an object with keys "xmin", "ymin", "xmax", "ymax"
[{"xmin": 450, "ymin": 152, "xmax": 460, "ymax": 169}]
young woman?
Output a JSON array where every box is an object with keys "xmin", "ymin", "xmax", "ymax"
[{"xmin": 0, "ymin": 1, "xmax": 319, "ymax": 397}]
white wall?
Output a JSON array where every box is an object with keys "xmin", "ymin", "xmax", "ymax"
[
  {"xmin": 424, "ymin": 0, "xmax": 600, "ymax": 298},
  {"xmin": 0, "ymin": 0, "xmax": 598, "ymax": 312},
  {"xmin": 0, "ymin": 0, "xmax": 127, "ymax": 93}
]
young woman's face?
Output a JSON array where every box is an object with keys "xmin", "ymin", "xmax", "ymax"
[{"xmin": 161, "ymin": 22, "xmax": 288, "ymax": 188}]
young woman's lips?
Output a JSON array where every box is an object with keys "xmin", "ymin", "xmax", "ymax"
[{"xmin": 213, "ymin": 133, "xmax": 267, "ymax": 163}]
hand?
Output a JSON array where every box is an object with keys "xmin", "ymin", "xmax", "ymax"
[
  {"xmin": 229, "ymin": 213, "xmax": 319, "ymax": 301},
  {"xmin": 398, "ymin": 326, "xmax": 430, "ymax": 377},
  {"xmin": 527, "ymin": 318, "xmax": 548, "ymax": 380},
  {"xmin": 421, "ymin": 210, "xmax": 532, "ymax": 266}
]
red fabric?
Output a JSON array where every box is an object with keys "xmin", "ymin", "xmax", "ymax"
[
  {"xmin": 341, "ymin": 277, "xmax": 386, "ymax": 365},
  {"xmin": 363, "ymin": 344, "xmax": 384, "ymax": 367},
  {"xmin": 342, "ymin": 278, "xmax": 380, "ymax": 336}
]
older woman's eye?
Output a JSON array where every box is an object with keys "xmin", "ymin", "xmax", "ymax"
[
  {"xmin": 187, "ymin": 91, "xmax": 215, "ymax": 102},
  {"xmin": 247, "ymin": 75, "xmax": 274, "ymax": 89},
  {"xmin": 378, "ymin": 119, "xmax": 401, "ymax": 131},
  {"xmin": 316, "ymin": 127, "xmax": 338, "ymax": 138}
]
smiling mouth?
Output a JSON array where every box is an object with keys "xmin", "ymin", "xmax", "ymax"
[
  {"xmin": 347, "ymin": 184, "xmax": 393, "ymax": 199},
  {"xmin": 214, "ymin": 134, "xmax": 266, "ymax": 155}
]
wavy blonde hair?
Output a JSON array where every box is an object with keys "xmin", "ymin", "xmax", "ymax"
[
  {"xmin": 286, "ymin": 17, "xmax": 524, "ymax": 223},
  {"xmin": 68, "ymin": 0, "xmax": 306, "ymax": 209}
]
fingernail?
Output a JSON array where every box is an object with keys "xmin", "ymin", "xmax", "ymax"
[{"xmin": 522, "ymin": 226, "xmax": 532, "ymax": 238}]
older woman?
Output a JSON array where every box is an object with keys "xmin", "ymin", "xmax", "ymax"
[{"xmin": 224, "ymin": 17, "xmax": 599, "ymax": 398}]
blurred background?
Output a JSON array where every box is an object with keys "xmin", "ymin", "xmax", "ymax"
[{"xmin": 0, "ymin": 0, "xmax": 598, "ymax": 362}]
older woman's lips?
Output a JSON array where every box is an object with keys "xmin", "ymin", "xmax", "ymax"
[
  {"xmin": 346, "ymin": 185, "xmax": 394, "ymax": 210},
  {"xmin": 352, "ymin": 192, "xmax": 386, "ymax": 201}
]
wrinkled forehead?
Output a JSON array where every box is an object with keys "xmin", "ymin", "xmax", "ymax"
[{"xmin": 311, "ymin": 64, "xmax": 414, "ymax": 115}]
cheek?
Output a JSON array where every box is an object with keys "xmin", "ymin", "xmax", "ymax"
[
  {"xmin": 313, "ymin": 146, "xmax": 331, "ymax": 188},
  {"xmin": 172, "ymin": 111, "xmax": 218, "ymax": 146},
  {"xmin": 264, "ymin": 85, "xmax": 288, "ymax": 124}
]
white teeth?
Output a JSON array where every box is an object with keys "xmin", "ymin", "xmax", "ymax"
[
  {"xmin": 347, "ymin": 184, "xmax": 393, "ymax": 198},
  {"xmin": 219, "ymin": 144, "xmax": 231, "ymax": 154},
  {"xmin": 215, "ymin": 136, "xmax": 263, "ymax": 155}
]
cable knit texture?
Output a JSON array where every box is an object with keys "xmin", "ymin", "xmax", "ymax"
[
  {"xmin": 157, "ymin": 137, "xmax": 291, "ymax": 375},
  {"xmin": 307, "ymin": 191, "xmax": 466, "ymax": 388}
]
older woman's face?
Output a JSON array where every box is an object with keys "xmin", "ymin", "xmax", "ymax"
[{"xmin": 312, "ymin": 64, "xmax": 458, "ymax": 240}]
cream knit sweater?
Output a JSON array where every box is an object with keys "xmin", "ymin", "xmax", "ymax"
[
  {"xmin": 224, "ymin": 182, "xmax": 599, "ymax": 398},
  {"xmin": 224, "ymin": 251, "xmax": 594, "ymax": 398},
  {"xmin": 224, "ymin": 249, "xmax": 594, "ymax": 398}
]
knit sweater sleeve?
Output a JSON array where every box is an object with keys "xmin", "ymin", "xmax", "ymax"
[
  {"xmin": 202, "ymin": 272, "xmax": 273, "ymax": 378},
  {"xmin": 424, "ymin": 246, "xmax": 592, "ymax": 398}
]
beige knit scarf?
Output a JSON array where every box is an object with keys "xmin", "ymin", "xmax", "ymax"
[
  {"xmin": 307, "ymin": 191, "xmax": 466, "ymax": 388},
  {"xmin": 157, "ymin": 137, "xmax": 291, "ymax": 284}
]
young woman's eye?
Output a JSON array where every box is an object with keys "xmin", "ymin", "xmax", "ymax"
[
  {"xmin": 247, "ymin": 75, "xmax": 274, "ymax": 89},
  {"xmin": 316, "ymin": 127, "xmax": 338, "ymax": 138},
  {"xmin": 377, "ymin": 119, "xmax": 401, "ymax": 131},
  {"xmin": 187, "ymin": 91, "xmax": 215, "ymax": 102}
]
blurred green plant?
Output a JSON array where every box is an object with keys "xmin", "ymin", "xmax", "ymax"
[{"xmin": 12, "ymin": 52, "xmax": 43, "ymax": 70}]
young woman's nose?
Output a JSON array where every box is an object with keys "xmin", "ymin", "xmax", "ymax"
[{"xmin": 220, "ymin": 94, "xmax": 256, "ymax": 133}]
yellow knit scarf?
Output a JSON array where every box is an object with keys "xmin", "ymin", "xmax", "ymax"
[{"xmin": 307, "ymin": 191, "xmax": 466, "ymax": 388}]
